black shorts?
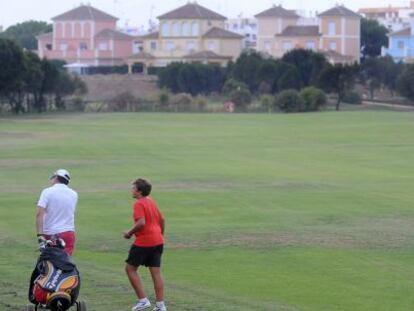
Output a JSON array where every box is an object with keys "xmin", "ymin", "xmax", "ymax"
[{"xmin": 126, "ymin": 244, "xmax": 164, "ymax": 267}]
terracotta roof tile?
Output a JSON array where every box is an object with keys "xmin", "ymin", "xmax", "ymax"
[
  {"xmin": 141, "ymin": 32, "xmax": 159, "ymax": 39},
  {"xmin": 36, "ymin": 32, "xmax": 53, "ymax": 39},
  {"xmin": 318, "ymin": 6, "xmax": 361, "ymax": 18},
  {"xmin": 158, "ymin": 3, "xmax": 226, "ymax": 20},
  {"xmin": 319, "ymin": 50, "xmax": 355, "ymax": 63},
  {"xmin": 277, "ymin": 26, "xmax": 320, "ymax": 37},
  {"xmin": 128, "ymin": 51, "xmax": 156, "ymax": 60},
  {"xmin": 203, "ymin": 27, "xmax": 243, "ymax": 39},
  {"xmin": 184, "ymin": 50, "xmax": 230, "ymax": 59},
  {"xmin": 389, "ymin": 27, "xmax": 411, "ymax": 36},
  {"xmin": 52, "ymin": 5, "xmax": 118, "ymax": 21},
  {"xmin": 255, "ymin": 5, "xmax": 299, "ymax": 18},
  {"xmin": 95, "ymin": 29, "xmax": 133, "ymax": 40}
]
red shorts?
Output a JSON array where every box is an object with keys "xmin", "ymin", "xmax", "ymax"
[{"xmin": 44, "ymin": 231, "xmax": 76, "ymax": 256}]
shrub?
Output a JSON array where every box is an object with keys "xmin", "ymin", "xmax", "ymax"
[
  {"xmin": 108, "ymin": 92, "xmax": 140, "ymax": 112},
  {"xmin": 170, "ymin": 93, "xmax": 193, "ymax": 112},
  {"xmin": 71, "ymin": 96, "xmax": 86, "ymax": 112},
  {"xmin": 342, "ymin": 91, "xmax": 362, "ymax": 105},
  {"xmin": 258, "ymin": 81, "xmax": 272, "ymax": 95},
  {"xmin": 277, "ymin": 66, "xmax": 301, "ymax": 91},
  {"xmin": 222, "ymin": 79, "xmax": 249, "ymax": 95},
  {"xmin": 299, "ymin": 87, "xmax": 327, "ymax": 111},
  {"xmin": 158, "ymin": 89, "xmax": 170, "ymax": 108},
  {"xmin": 397, "ymin": 64, "xmax": 414, "ymax": 100},
  {"xmin": 275, "ymin": 89, "xmax": 305, "ymax": 113},
  {"xmin": 259, "ymin": 94, "xmax": 275, "ymax": 113},
  {"xmin": 229, "ymin": 88, "xmax": 252, "ymax": 111},
  {"xmin": 194, "ymin": 96, "xmax": 208, "ymax": 111}
]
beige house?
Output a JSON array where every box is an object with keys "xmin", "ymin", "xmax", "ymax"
[
  {"xmin": 127, "ymin": 2, "xmax": 243, "ymax": 73},
  {"xmin": 255, "ymin": 5, "xmax": 361, "ymax": 63},
  {"xmin": 255, "ymin": 5, "xmax": 300, "ymax": 54},
  {"xmin": 318, "ymin": 6, "xmax": 361, "ymax": 63}
]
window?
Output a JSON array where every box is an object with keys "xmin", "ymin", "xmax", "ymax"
[
  {"xmin": 187, "ymin": 41, "xmax": 195, "ymax": 52},
  {"xmin": 46, "ymin": 44, "xmax": 52, "ymax": 50},
  {"xmin": 191, "ymin": 22, "xmax": 199, "ymax": 36},
  {"xmin": 173, "ymin": 22, "xmax": 181, "ymax": 36},
  {"xmin": 150, "ymin": 41, "xmax": 157, "ymax": 51},
  {"xmin": 306, "ymin": 41, "xmax": 316, "ymax": 50},
  {"xmin": 328, "ymin": 21, "xmax": 336, "ymax": 35},
  {"xmin": 282, "ymin": 41, "xmax": 292, "ymax": 51},
  {"xmin": 161, "ymin": 23, "xmax": 169, "ymax": 36},
  {"xmin": 329, "ymin": 41, "xmax": 337, "ymax": 51},
  {"xmin": 79, "ymin": 42, "xmax": 87, "ymax": 50},
  {"xmin": 133, "ymin": 41, "xmax": 143, "ymax": 53},
  {"xmin": 398, "ymin": 41, "xmax": 405, "ymax": 49},
  {"xmin": 166, "ymin": 41, "xmax": 175, "ymax": 51},
  {"xmin": 182, "ymin": 22, "xmax": 190, "ymax": 36},
  {"xmin": 99, "ymin": 42, "xmax": 108, "ymax": 51},
  {"xmin": 207, "ymin": 41, "xmax": 216, "ymax": 51},
  {"xmin": 60, "ymin": 43, "xmax": 67, "ymax": 51},
  {"xmin": 264, "ymin": 40, "xmax": 271, "ymax": 51}
]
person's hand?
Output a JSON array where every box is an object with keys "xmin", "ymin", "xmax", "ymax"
[
  {"xmin": 37, "ymin": 235, "xmax": 46, "ymax": 243},
  {"xmin": 37, "ymin": 235, "xmax": 46, "ymax": 249},
  {"xmin": 123, "ymin": 231, "xmax": 132, "ymax": 239}
]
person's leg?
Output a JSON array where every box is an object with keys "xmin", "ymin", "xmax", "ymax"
[
  {"xmin": 149, "ymin": 267, "xmax": 164, "ymax": 302},
  {"xmin": 125, "ymin": 263, "xmax": 146, "ymax": 299}
]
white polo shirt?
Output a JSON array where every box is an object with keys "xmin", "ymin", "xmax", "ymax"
[{"xmin": 37, "ymin": 183, "xmax": 78, "ymax": 235}]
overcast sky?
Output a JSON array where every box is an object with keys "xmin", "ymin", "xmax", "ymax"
[{"xmin": 0, "ymin": 0, "xmax": 410, "ymax": 29}]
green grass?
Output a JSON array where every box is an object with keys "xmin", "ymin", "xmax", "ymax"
[{"xmin": 1, "ymin": 111, "xmax": 414, "ymax": 311}]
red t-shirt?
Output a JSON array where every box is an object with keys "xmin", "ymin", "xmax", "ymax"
[{"xmin": 132, "ymin": 196, "xmax": 164, "ymax": 247}]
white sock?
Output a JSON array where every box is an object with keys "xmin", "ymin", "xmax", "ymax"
[
  {"xmin": 156, "ymin": 301, "xmax": 165, "ymax": 306},
  {"xmin": 139, "ymin": 298, "xmax": 149, "ymax": 303}
]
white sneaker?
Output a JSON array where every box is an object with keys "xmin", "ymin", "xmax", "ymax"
[
  {"xmin": 152, "ymin": 305, "xmax": 167, "ymax": 311},
  {"xmin": 131, "ymin": 299, "xmax": 151, "ymax": 311}
]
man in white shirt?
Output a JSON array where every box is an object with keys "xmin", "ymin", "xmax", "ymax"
[{"xmin": 36, "ymin": 169, "xmax": 78, "ymax": 255}]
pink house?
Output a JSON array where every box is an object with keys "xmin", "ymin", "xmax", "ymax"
[{"xmin": 37, "ymin": 5, "xmax": 135, "ymax": 66}]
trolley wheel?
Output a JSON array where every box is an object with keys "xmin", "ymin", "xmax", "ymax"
[{"xmin": 76, "ymin": 301, "xmax": 87, "ymax": 311}]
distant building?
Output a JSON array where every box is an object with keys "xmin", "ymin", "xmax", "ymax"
[
  {"xmin": 37, "ymin": 5, "xmax": 135, "ymax": 67},
  {"xmin": 255, "ymin": 5, "xmax": 360, "ymax": 64},
  {"xmin": 224, "ymin": 17, "xmax": 257, "ymax": 49},
  {"xmin": 127, "ymin": 2, "xmax": 243, "ymax": 73},
  {"xmin": 359, "ymin": 1, "xmax": 414, "ymax": 32},
  {"xmin": 382, "ymin": 13, "xmax": 414, "ymax": 62}
]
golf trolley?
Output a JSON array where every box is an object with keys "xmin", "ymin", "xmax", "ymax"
[{"xmin": 27, "ymin": 236, "xmax": 86, "ymax": 311}]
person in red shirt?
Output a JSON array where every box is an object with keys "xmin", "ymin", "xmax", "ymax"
[{"xmin": 123, "ymin": 178, "xmax": 166, "ymax": 311}]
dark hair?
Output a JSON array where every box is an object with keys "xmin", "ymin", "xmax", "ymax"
[
  {"xmin": 56, "ymin": 176, "xmax": 69, "ymax": 185},
  {"xmin": 133, "ymin": 178, "xmax": 152, "ymax": 196}
]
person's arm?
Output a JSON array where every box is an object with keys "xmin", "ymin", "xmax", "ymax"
[
  {"xmin": 36, "ymin": 206, "xmax": 45, "ymax": 236},
  {"xmin": 160, "ymin": 216, "xmax": 165, "ymax": 235},
  {"xmin": 123, "ymin": 218, "xmax": 145, "ymax": 239}
]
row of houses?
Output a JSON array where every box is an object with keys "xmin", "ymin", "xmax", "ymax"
[
  {"xmin": 37, "ymin": 2, "xmax": 362, "ymax": 73},
  {"xmin": 358, "ymin": 1, "xmax": 414, "ymax": 63}
]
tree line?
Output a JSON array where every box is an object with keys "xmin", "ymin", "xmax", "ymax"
[
  {"xmin": 157, "ymin": 47, "xmax": 414, "ymax": 112},
  {"xmin": 0, "ymin": 38, "xmax": 86, "ymax": 114}
]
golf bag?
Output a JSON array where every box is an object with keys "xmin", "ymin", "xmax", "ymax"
[{"xmin": 28, "ymin": 237, "xmax": 83, "ymax": 311}]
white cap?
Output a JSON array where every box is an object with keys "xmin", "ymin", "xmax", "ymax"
[{"xmin": 51, "ymin": 169, "xmax": 71, "ymax": 183}]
